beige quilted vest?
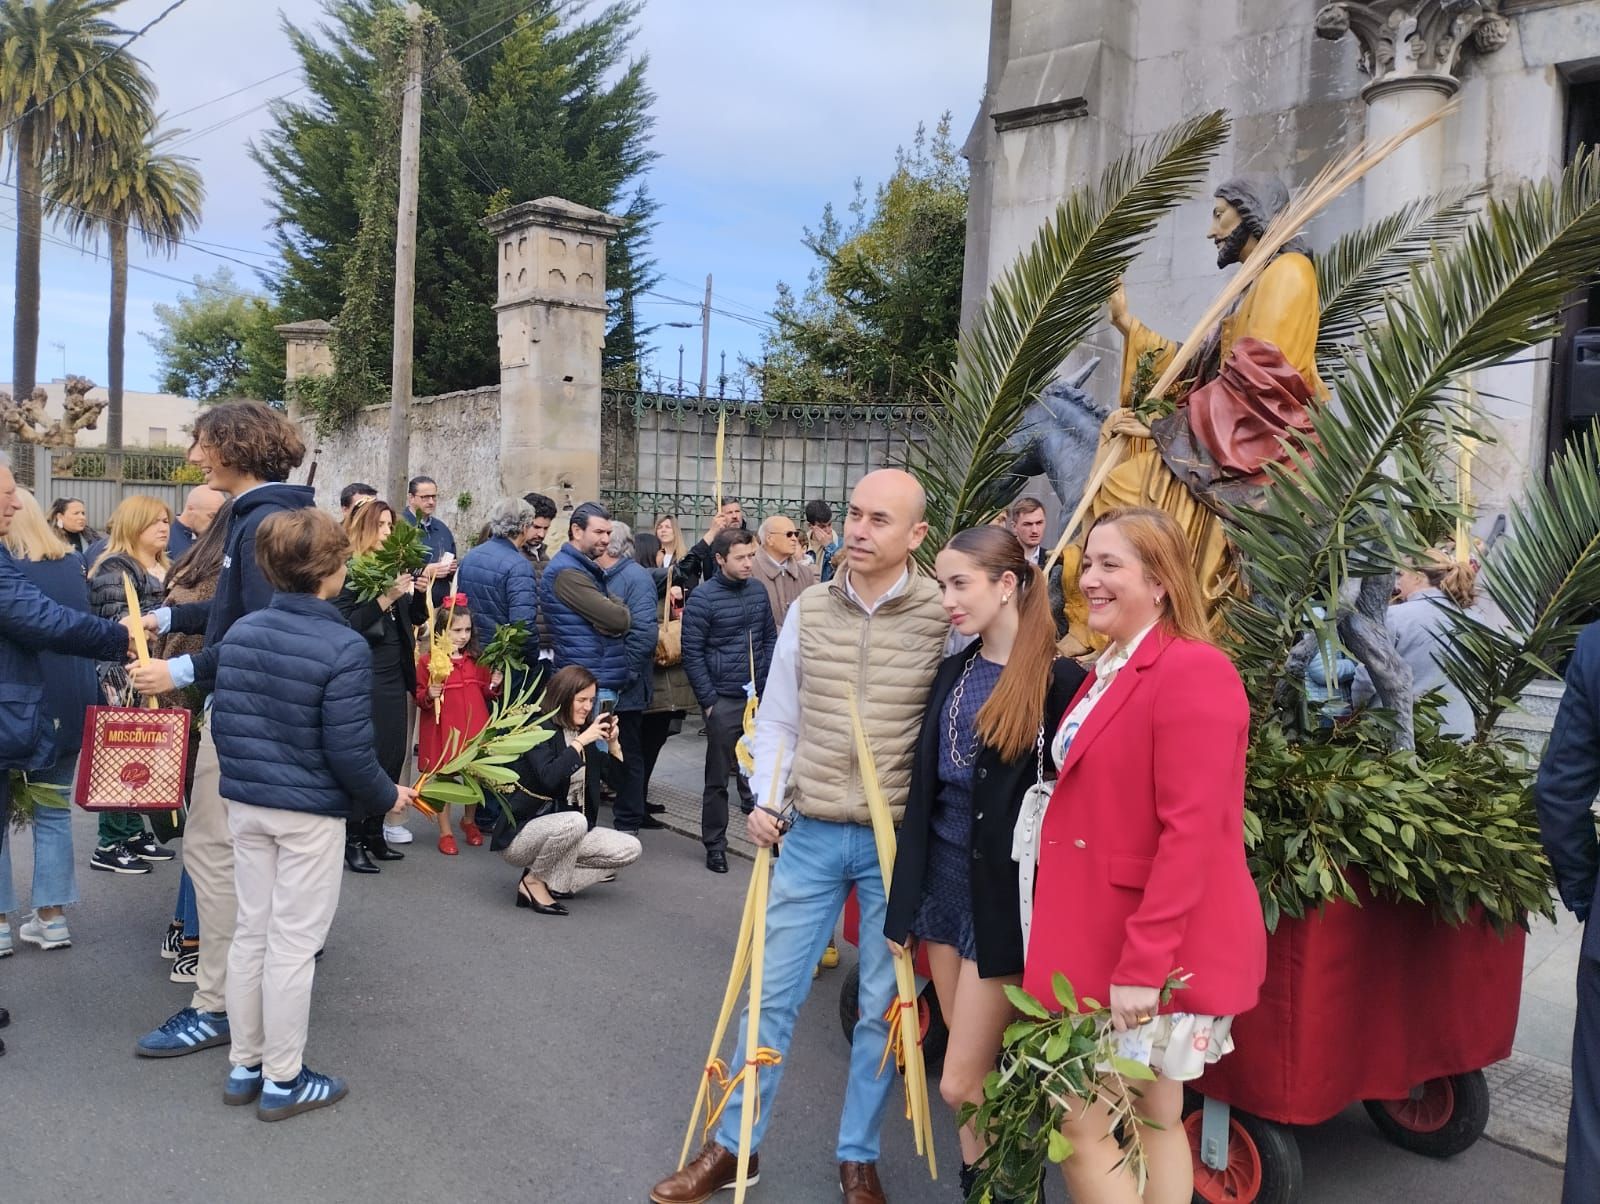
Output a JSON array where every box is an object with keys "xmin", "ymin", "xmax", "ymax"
[{"xmin": 788, "ymin": 568, "xmax": 948, "ymax": 824}]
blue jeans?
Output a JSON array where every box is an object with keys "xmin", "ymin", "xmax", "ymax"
[
  {"xmin": 715, "ymin": 816, "xmax": 898, "ymax": 1163},
  {"xmin": 0, "ymin": 756, "xmax": 80, "ymax": 914},
  {"xmin": 174, "ymin": 869, "xmax": 199, "ymax": 940}
]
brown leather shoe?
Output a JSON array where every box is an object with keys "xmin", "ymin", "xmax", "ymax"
[
  {"xmin": 840, "ymin": 1161, "xmax": 887, "ymax": 1204},
  {"xmin": 649, "ymin": 1141, "xmax": 759, "ymax": 1203}
]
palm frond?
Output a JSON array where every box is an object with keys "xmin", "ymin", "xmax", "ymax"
[
  {"xmin": 1315, "ymin": 188, "xmax": 1479, "ymax": 376},
  {"xmin": 1436, "ymin": 430, "xmax": 1600, "ymax": 736},
  {"xmin": 910, "ymin": 111, "xmax": 1229, "ymax": 558},
  {"xmin": 1224, "ymin": 149, "xmax": 1600, "ymax": 698}
]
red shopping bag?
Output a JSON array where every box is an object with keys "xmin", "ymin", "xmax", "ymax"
[{"xmin": 74, "ymin": 705, "xmax": 191, "ymax": 813}]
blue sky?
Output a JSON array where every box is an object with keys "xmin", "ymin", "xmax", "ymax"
[{"xmin": 0, "ymin": 0, "xmax": 990, "ymax": 396}]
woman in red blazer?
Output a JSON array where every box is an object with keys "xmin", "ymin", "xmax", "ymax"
[{"xmin": 1023, "ymin": 506, "xmax": 1265, "ymax": 1204}]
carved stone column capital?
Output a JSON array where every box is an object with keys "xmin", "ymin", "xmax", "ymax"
[{"xmin": 1315, "ymin": 1, "xmax": 1508, "ymax": 101}]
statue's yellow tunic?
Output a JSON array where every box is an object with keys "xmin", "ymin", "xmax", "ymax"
[{"xmin": 1062, "ymin": 253, "xmax": 1324, "ymax": 652}]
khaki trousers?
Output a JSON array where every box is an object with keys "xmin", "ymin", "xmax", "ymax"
[
  {"xmin": 501, "ymin": 812, "xmax": 642, "ymax": 895},
  {"xmin": 224, "ymin": 801, "xmax": 345, "ymax": 1083},
  {"xmin": 182, "ymin": 726, "xmax": 235, "ymax": 1014}
]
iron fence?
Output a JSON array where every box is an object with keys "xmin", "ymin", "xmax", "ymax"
[{"xmin": 599, "ymin": 388, "xmax": 935, "ymax": 530}]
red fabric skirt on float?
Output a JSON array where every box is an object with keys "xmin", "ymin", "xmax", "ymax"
[{"xmin": 1195, "ymin": 872, "xmax": 1525, "ymax": 1125}]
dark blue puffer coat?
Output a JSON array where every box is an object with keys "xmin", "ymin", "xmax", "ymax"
[
  {"xmin": 210, "ymin": 593, "xmax": 396, "ymax": 819},
  {"xmin": 680, "ymin": 571, "xmax": 777, "ymax": 710},
  {"xmin": 539, "ymin": 542, "xmax": 629, "ymax": 690},
  {"xmin": 456, "ymin": 535, "xmax": 539, "ymax": 661},
  {"xmin": 0, "ymin": 546, "xmax": 127, "ymax": 773},
  {"xmin": 604, "ymin": 557, "xmax": 658, "ymax": 712}
]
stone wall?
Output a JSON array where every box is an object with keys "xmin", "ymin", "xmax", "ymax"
[
  {"xmin": 296, "ymin": 386, "xmax": 501, "ymax": 541},
  {"xmin": 966, "ymin": 0, "xmax": 1600, "ymax": 529}
]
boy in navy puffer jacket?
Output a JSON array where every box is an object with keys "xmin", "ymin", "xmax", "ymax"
[{"xmin": 210, "ymin": 508, "xmax": 415, "ymax": 1121}]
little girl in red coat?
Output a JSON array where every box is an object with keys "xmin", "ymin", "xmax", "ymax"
[{"xmin": 415, "ymin": 599, "xmax": 499, "ymax": 855}]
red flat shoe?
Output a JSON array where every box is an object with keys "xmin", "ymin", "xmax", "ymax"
[
  {"xmin": 438, "ymin": 834, "xmax": 459, "ymax": 856},
  {"xmin": 461, "ymin": 821, "xmax": 484, "ymax": 848}
]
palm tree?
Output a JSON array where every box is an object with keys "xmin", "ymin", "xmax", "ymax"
[
  {"xmin": 46, "ymin": 125, "xmax": 203, "ymax": 447},
  {"xmin": 0, "ymin": 0, "xmax": 153, "ymax": 407}
]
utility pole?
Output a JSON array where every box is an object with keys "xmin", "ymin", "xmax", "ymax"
[
  {"xmin": 387, "ymin": 2, "xmax": 425, "ymax": 508},
  {"xmin": 698, "ymin": 273, "xmax": 713, "ymax": 399}
]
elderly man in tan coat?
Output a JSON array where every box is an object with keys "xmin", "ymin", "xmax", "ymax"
[{"xmin": 751, "ymin": 512, "xmax": 816, "ymax": 628}]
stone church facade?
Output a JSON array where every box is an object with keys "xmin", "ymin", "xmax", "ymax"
[{"xmin": 962, "ymin": 0, "xmax": 1600, "ymax": 525}]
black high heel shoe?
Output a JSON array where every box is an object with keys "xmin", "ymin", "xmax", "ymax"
[{"xmin": 515, "ymin": 874, "xmax": 568, "ymax": 916}]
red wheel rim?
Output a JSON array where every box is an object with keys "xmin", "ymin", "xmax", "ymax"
[
  {"xmin": 1186, "ymin": 1112, "xmax": 1264, "ymax": 1202},
  {"xmin": 1379, "ymin": 1077, "xmax": 1455, "ymax": 1134}
]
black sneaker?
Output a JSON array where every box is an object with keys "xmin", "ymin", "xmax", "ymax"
[
  {"xmin": 706, "ymin": 850, "xmax": 729, "ymax": 874},
  {"xmin": 126, "ymin": 832, "xmax": 176, "ymax": 862},
  {"xmin": 91, "ymin": 844, "xmax": 152, "ymax": 875}
]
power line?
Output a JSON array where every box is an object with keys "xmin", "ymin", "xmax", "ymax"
[
  {"xmin": 0, "ymin": 216, "xmax": 267, "ymax": 300},
  {"xmin": 0, "ymin": 0, "xmax": 195, "ymax": 142},
  {"xmin": 163, "ymin": 67, "xmax": 301, "ymax": 121},
  {"xmin": 0, "ymin": 179, "xmax": 281, "ymax": 275}
]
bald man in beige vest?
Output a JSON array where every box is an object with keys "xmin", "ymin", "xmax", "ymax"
[{"xmin": 651, "ymin": 470, "xmax": 950, "ymax": 1204}]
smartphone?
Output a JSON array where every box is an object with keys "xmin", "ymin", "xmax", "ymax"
[{"xmin": 599, "ymin": 698, "xmax": 617, "ymax": 717}]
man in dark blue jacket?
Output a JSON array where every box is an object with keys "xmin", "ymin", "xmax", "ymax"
[
  {"xmin": 681, "ymin": 527, "xmax": 776, "ymax": 873},
  {"xmin": 539, "ymin": 502, "xmax": 633, "ymax": 692},
  {"xmin": 1534, "ymin": 622, "xmax": 1600, "ymax": 1204},
  {"xmin": 127, "ymin": 400, "xmax": 313, "ymax": 1060},
  {"xmin": 167, "ymin": 484, "xmax": 224, "ymax": 562},
  {"xmin": 455, "ymin": 496, "xmax": 541, "ymax": 678},
  {"xmin": 0, "ymin": 452, "xmax": 133, "ymax": 1054},
  {"xmin": 598, "ymin": 522, "xmax": 660, "ymax": 835}
]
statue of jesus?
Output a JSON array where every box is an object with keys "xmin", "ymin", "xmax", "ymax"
[{"xmin": 1060, "ymin": 174, "xmax": 1326, "ymax": 652}]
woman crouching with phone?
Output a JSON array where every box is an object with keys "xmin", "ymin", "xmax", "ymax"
[
  {"xmin": 885, "ymin": 525, "xmax": 1086, "ymax": 1201},
  {"xmin": 492, "ymin": 666, "xmax": 642, "ymax": 915}
]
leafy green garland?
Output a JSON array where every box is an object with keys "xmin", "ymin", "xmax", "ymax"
[
  {"xmin": 417, "ymin": 675, "xmax": 552, "ymax": 827},
  {"xmin": 346, "ymin": 520, "xmax": 430, "ymax": 602},
  {"xmin": 1244, "ymin": 710, "xmax": 1554, "ymax": 932},
  {"xmin": 7, "ymin": 771, "xmax": 68, "ymax": 830},
  {"xmin": 963, "ymin": 975, "xmax": 1185, "ymax": 1200}
]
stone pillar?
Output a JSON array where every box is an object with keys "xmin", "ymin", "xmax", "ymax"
[
  {"xmin": 1315, "ymin": 1, "xmax": 1509, "ymax": 219},
  {"xmin": 275, "ymin": 318, "xmax": 335, "ymax": 422},
  {"xmin": 482, "ymin": 197, "xmax": 623, "ymax": 505}
]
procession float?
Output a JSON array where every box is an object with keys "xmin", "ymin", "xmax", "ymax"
[{"xmin": 832, "ymin": 109, "xmax": 1598, "ymax": 1202}]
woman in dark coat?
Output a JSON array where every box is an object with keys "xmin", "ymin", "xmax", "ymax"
[
  {"xmin": 492, "ymin": 666, "xmax": 642, "ymax": 915},
  {"xmin": 335, "ymin": 498, "xmax": 427, "ymax": 872},
  {"xmin": 884, "ymin": 525, "xmax": 1086, "ymax": 1201},
  {"xmin": 86, "ymin": 495, "xmax": 176, "ymax": 871}
]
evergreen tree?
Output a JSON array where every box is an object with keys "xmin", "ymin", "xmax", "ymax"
[
  {"xmin": 144, "ymin": 269, "xmax": 285, "ymax": 404},
  {"xmin": 252, "ymin": 0, "xmax": 658, "ymax": 413},
  {"xmin": 754, "ymin": 115, "xmax": 968, "ymax": 404}
]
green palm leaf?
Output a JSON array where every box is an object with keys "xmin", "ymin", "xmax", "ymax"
[
  {"xmin": 910, "ymin": 111, "xmax": 1229, "ymax": 558},
  {"xmin": 1314, "ymin": 188, "xmax": 1478, "ymax": 376},
  {"xmin": 1224, "ymin": 149, "xmax": 1600, "ymax": 699},
  {"xmin": 1436, "ymin": 430, "xmax": 1600, "ymax": 736}
]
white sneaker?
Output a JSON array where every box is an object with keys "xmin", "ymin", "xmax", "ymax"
[
  {"xmin": 19, "ymin": 914, "xmax": 71, "ymax": 950},
  {"xmin": 381, "ymin": 823, "xmax": 414, "ymax": 845}
]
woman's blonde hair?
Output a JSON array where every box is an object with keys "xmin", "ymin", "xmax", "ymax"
[
  {"xmin": 1086, "ymin": 506, "xmax": 1213, "ymax": 644},
  {"xmin": 654, "ymin": 515, "xmax": 688, "ymax": 562},
  {"xmin": 94, "ymin": 494, "xmax": 172, "ymax": 576},
  {"xmin": 1414, "ymin": 548, "xmax": 1478, "ymax": 608},
  {"xmin": 343, "ymin": 495, "xmax": 395, "ymax": 557},
  {"xmin": 2, "ymin": 488, "xmax": 71, "ymax": 561}
]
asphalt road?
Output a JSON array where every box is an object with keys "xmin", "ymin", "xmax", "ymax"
[{"xmin": 0, "ymin": 807, "xmax": 1566, "ymax": 1203}]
